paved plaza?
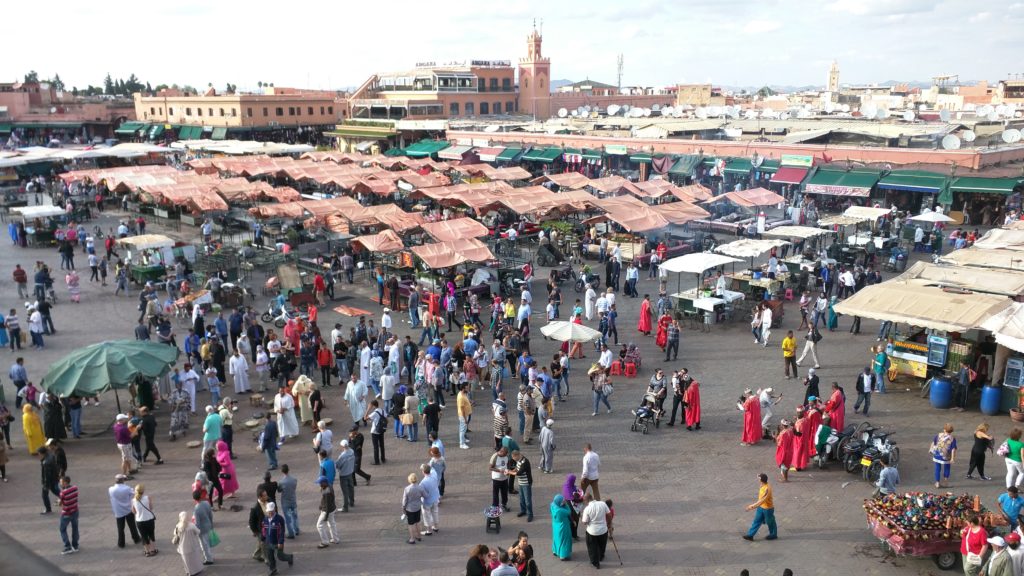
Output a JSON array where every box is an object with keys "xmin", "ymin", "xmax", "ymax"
[{"xmin": 0, "ymin": 210, "xmax": 1002, "ymax": 576}]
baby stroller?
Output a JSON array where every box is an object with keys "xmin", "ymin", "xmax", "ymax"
[{"xmin": 630, "ymin": 393, "xmax": 662, "ymax": 434}]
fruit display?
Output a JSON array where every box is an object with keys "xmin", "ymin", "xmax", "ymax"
[{"xmin": 864, "ymin": 492, "xmax": 1003, "ymax": 539}]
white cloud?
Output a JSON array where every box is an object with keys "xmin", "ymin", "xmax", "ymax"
[
  {"xmin": 827, "ymin": 0, "xmax": 935, "ymax": 16},
  {"xmin": 969, "ymin": 11, "xmax": 992, "ymax": 22},
  {"xmin": 742, "ymin": 20, "xmax": 783, "ymax": 33}
]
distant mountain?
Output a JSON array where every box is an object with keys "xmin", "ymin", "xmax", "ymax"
[{"xmin": 550, "ymin": 79, "xmax": 574, "ymax": 90}]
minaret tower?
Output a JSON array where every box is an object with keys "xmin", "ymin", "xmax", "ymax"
[{"xmin": 518, "ymin": 20, "xmax": 551, "ymax": 119}]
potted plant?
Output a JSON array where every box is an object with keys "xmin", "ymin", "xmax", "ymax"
[{"xmin": 1009, "ymin": 386, "xmax": 1024, "ymax": 422}]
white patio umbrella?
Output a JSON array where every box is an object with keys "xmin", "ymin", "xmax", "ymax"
[
  {"xmin": 540, "ymin": 321, "xmax": 603, "ymax": 343},
  {"xmin": 909, "ymin": 211, "xmax": 955, "ymax": 224}
]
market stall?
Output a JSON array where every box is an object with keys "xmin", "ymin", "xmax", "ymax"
[
  {"xmin": 939, "ymin": 248, "xmax": 1024, "ymax": 272},
  {"xmin": 714, "ymin": 238, "xmax": 791, "ymax": 300},
  {"xmin": 10, "ymin": 205, "xmax": 67, "ymax": 245},
  {"xmin": 115, "ymin": 234, "xmax": 184, "ymax": 285},
  {"xmin": 660, "ymin": 252, "xmax": 742, "ymax": 318}
]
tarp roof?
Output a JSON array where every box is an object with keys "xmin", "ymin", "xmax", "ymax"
[
  {"xmin": 115, "ymin": 234, "xmax": 175, "ymax": 251},
  {"xmin": 593, "ymin": 196, "xmax": 670, "ymax": 233},
  {"xmin": 411, "ymin": 238, "xmax": 495, "ymax": 269},
  {"xmin": 532, "ymin": 172, "xmax": 592, "ymax": 190},
  {"xmin": 981, "ymin": 302, "xmax": 1024, "ymax": 354},
  {"xmin": 587, "ymin": 175, "xmax": 640, "ymax": 195},
  {"xmin": 660, "ymin": 252, "xmax": 742, "ymax": 274},
  {"xmin": 346, "ymin": 204, "xmax": 424, "ymax": 233},
  {"xmin": 420, "ymin": 218, "xmax": 490, "ymax": 242},
  {"xmin": 895, "ymin": 261, "xmax": 1024, "ymax": 297},
  {"xmin": 972, "ymin": 229, "xmax": 1024, "ymax": 251},
  {"xmin": 715, "ymin": 238, "xmax": 790, "ymax": 258},
  {"xmin": 649, "ymin": 201, "xmax": 711, "ymax": 225},
  {"xmin": 939, "ymin": 248, "xmax": 1024, "ymax": 271},
  {"xmin": 762, "ymin": 225, "xmax": 832, "ymax": 239},
  {"xmin": 843, "ymin": 206, "xmax": 893, "ymax": 220},
  {"xmin": 630, "ymin": 180, "xmax": 679, "ymax": 199},
  {"xmin": 351, "ymin": 229, "xmax": 405, "ymax": 254},
  {"xmin": 832, "ymin": 283, "xmax": 1011, "ymax": 333},
  {"xmin": 670, "ymin": 183, "xmax": 713, "ymax": 203},
  {"xmin": 10, "ymin": 205, "xmax": 66, "ymax": 219},
  {"xmin": 705, "ymin": 187, "xmax": 785, "ymax": 208}
]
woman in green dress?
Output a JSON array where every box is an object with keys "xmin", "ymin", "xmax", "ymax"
[
  {"xmin": 550, "ymin": 494, "xmax": 573, "ymax": 560},
  {"xmin": 826, "ymin": 296, "xmax": 839, "ymax": 332}
]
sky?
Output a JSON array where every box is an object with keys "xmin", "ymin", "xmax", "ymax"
[{"xmin": 4, "ymin": 0, "xmax": 1023, "ymax": 92}]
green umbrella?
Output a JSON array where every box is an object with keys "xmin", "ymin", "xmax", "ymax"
[{"xmin": 42, "ymin": 340, "xmax": 180, "ymax": 402}]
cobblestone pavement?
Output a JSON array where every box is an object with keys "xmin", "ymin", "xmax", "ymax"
[{"xmin": 0, "ymin": 211, "xmax": 998, "ymax": 576}]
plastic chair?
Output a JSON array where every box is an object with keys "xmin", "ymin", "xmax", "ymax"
[
  {"xmin": 610, "ymin": 360, "xmax": 623, "ymax": 376},
  {"xmin": 784, "ymin": 288, "xmax": 794, "ymax": 301},
  {"xmin": 624, "ymin": 362, "xmax": 637, "ymax": 378}
]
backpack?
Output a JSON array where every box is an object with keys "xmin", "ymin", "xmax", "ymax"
[
  {"xmin": 811, "ymin": 329, "xmax": 822, "ymax": 343},
  {"xmin": 373, "ymin": 408, "xmax": 388, "ymax": 433}
]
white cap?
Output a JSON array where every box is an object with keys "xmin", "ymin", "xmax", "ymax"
[
  {"xmin": 266, "ymin": 502, "xmax": 276, "ymax": 511},
  {"xmin": 546, "ymin": 419, "xmax": 554, "ymax": 427},
  {"xmin": 989, "ymin": 535, "xmax": 1007, "ymax": 547},
  {"xmin": 340, "ymin": 439, "xmax": 349, "ymax": 447}
]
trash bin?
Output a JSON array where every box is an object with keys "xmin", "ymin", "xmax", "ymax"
[
  {"xmin": 981, "ymin": 385, "xmax": 1002, "ymax": 416},
  {"xmin": 929, "ymin": 376, "xmax": 953, "ymax": 409}
]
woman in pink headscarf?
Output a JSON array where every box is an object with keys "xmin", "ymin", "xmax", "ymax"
[{"xmin": 215, "ymin": 440, "xmax": 239, "ymax": 497}]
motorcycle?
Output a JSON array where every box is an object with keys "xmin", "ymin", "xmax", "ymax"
[
  {"xmin": 573, "ymin": 269, "xmax": 600, "ymax": 293},
  {"xmin": 815, "ymin": 423, "xmax": 861, "ymax": 469},
  {"xmin": 860, "ymin": 431, "xmax": 899, "ymax": 482},
  {"xmin": 261, "ymin": 301, "xmax": 307, "ymax": 329},
  {"xmin": 843, "ymin": 425, "xmax": 899, "ymax": 476}
]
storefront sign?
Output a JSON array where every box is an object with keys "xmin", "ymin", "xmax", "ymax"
[
  {"xmin": 604, "ymin": 144, "xmax": 628, "ymax": 155},
  {"xmin": 804, "ymin": 183, "xmax": 870, "ymax": 197},
  {"xmin": 781, "ymin": 154, "xmax": 814, "ymax": 168}
]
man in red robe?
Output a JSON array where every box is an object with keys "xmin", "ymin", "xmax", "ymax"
[
  {"xmin": 791, "ymin": 409, "xmax": 810, "ymax": 470},
  {"xmin": 637, "ymin": 295, "xmax": 653, "ymax": 335},
  {"xmin": 741, "ymin": 390, "xmax": 761, "ymax": 445},
  {"xmin": 775, "ymin": 420, "xmax": 794, "ymax": 482},
  {"xmin": 655, "ymin": 313, "xmax": 672, "ymax": 350},
  {"xmin": 825, "ymin": 382, "xmax": 845, "ymax": 432},
  {"xmin": 684, "ymin": 379, "xmax": 701, "ymax": 431},
  {"xmin": 803, "ymin": 401, "xmax": 823, "ymax": 468}
]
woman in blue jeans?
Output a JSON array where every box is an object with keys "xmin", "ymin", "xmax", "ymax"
[
  {"xmin": 931, "ymin": 424, "xmax": 957, "ymax": 489},
  {"xmin": 590, "ymin": 370, "xmax": 612, "ymax": 416}
]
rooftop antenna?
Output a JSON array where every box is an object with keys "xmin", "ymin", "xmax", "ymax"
[{"xmin": 616, "ymin": 53, "xmax": 624, "ymax": 91}]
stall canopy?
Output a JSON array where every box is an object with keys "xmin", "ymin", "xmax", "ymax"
[
  {"xmin": 714, "ymin": 238, "xmax": 790, "ymax": 259},
  {"xmin": 351, "ymin": 229, "xmax": 405, "ymax": 254},
  {"xmin": 804, "ymin": 169, "xmax": 880, "ymax": 197},
  {"xmin": 475, "ymin": 147, "xmax": 505, "ymax": 162},
  {"xmin": 705, "ymin": 187, "xmax": 785, "ymax": 208},
  {"xmin": 411, "ymin": 238, "xmax": 495, "ymax": 269},
  {"xmin": 894, "ymin": 261, "xmax": 1024, "ymax": 297},
  {"xmin": 769, "ymin": 166, "xmax": 809, "ymax": 186},
  {"xmin": 981, "ymin": 302, "xmax": 1024, "ymax": 355},
  {"xmin": 832, "ymin": 283, "xmax": 1011, "ymax": 333},
  {"xmin": 521, "ymin": 147, "xmax": 563, "ymax": 163},
  {"xmin": 650, "ymin": 201, "xmax": 711, "ymax": 225},
  {"xmin": 939, "ymin": 248, "xmax": 1024, "ymax": 271},
  {"xmin": 420, "ymin": 218, "xmax": 490, "ymax": 242},
  {"xmin": 972, "ymin": 229, "xmax": 1024, "ymax": 251},
  {"xmin": 950, "ymin": 177, "xmax": 1022, "ymax": 196},
  {"xmin": 816, "ymin": 215, "xmax": 865, "ymax": 227},
  {"xmin": 877, "ymin": 170, "xmax": 948, "ymax": 194},
  {"xmin": 587, "ymin": 175, "xmax": 641, "ymax": 196},
  {"xmin": 10, "ymin": 205, "xmax": 66, "ymax": 219},
  {"xmin": 843, "ymin": 206, "xmax": 893, "ymax": 221},
  {"xmin": 115, "ymin": 234, "xmax": 176, "ymax": 251},
  {"xmin": 762, "ymin": 225, "xmax": 832, "ymax": 239},
  {"xmin": 494, "ymin": 146, "xmax": 523, "ymax": 162},
  {"xmin": 533, "ymin": 172, "xmax": 591, "ymax": 190},
  {"xmin": 592, "ymin": 196, "xmax": 670, "ymax": 233},
  {"xmin": 404, "ymin": 140, "xmax": 450, "ymax": 159},
  {"xmin": 671, "ymin": 183, "xmax": 713, "ymax": 203},
  {"xmin": 437, "ymin": 145, "xmax": 472, "ymax": 161},
  {"xmin": 660, "ymin": 252, "xmax": 742, "ymax": 275},
  {"xmin": 668, "ymin": 154, "xmax": 702, "ymax": 177}
]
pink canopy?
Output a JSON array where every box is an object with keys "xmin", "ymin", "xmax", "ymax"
[
  {"xmin": 351, "ymin": 229, "xmax": 405, "ymax": 254},
  {"xmin": 412, "ymin": 238, "xmax": 496, "ymax": 269},
  {"xmin": 706, "ymin": 187, "xmax": 785, "ymax": 208},
  {"xmin": 420, "ymin": 218, "xmax": 490, "ymax": 242}
]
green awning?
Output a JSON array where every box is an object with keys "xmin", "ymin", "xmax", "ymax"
[
  {"xmin": 950, "ymin": 177, "xmax": 1022, "ymax": 196},
  {"xmin": 701, "ymin": 157, "xmax": 718, "ymax": 167},
  {"xmin": 404, "ymin": 140, "xmax": 450, "ymax": 159},
  {"xmin": 211, "ymin": 127, "xmax": 228, "ymax": 140},
  {"xmin": 630, "ymin": 153, "xmax": 652, "ymax": 163},
  {"xmin": 604, "ymin": 144, "xmax": 628, "ymax": 155},
  {"xmin": 582, "ymin": 148, "xmax": 603, "ymax": 161},
  {"xmin": 522, "ymin": 147, "xmax": 562, "ymax": 162},
  {"xmin": 0, "ymin": 123, "xmax": 12, "ymax": 133},
  {"xmin": 181, "ymin": 126, "xmax": 202, "ymax": 140},
  {"xmin": 724, "ymin": 158, "xmax": 753, "ymax": 174},
  {"xmin": 877, "ymin": 170, "xmax": 948, "ymax": 194},
  {"xmin": 804, "ymin": 169, "xmax": 880, "ymax": 197},
  {"xmin": 669, "ymin": 155, "xmax": 701, "ymax": 176},
  {"xmin": 563, "ymin": 147, "xmax": 581, "ymax": 155},
  {"xmin": 758, "ymin": 159, "xmax": 780, "ymax": 174},
  {"xmin": 148, "ymin": 125, "xmax": 165, "ymax": 139},
  {"xmin": 326, "ymin": 126, "xmax": 397, "ymax": 139},
  {"xmin": 384, "ymin": 148, "xmax": 406, "ymax": 156},
  {"xmin": 115, "ymin": 121, "xmax": 146, "ymax": 135},
  {"xmin": 495, "ymin": 146, "xmax": 523, "ymax": 162}
]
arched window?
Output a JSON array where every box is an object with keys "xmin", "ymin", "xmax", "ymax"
[
  {"xmin": 524, "ymin": 78, "xmax": 529, "ymax": 89},
  {"xmin": 540, "ymin": 77, "xmax": 545, "ymax": 87}
]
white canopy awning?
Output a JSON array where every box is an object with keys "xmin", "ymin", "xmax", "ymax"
[
  {"xmin": 714, "ymin": 238, "xmax": 790, "ymax": 259},
  {"xmin": 10, "ymin": 205, "xmax": 66, "ymax": 219},
  {"xmin": 982, "ymin": 302, "xmax": 1024, "ymax": 354},
  {"xmin": 843, "ymin": 206, "xmax": 892, "ymax": 220},
  {"xmin": 762, "ymin": 225, "xmax": 832, "ymax": 240},
  {"xmin": 115, "ymin": 234, "xmax": 176, "ymax": 251},
  {"xmin": 832, "ymin": 283, "xmax": 1011, "ymax": 333},
  {"xmin": 660, "ymin": 252, "xmax": 742, "ymax": 274}
]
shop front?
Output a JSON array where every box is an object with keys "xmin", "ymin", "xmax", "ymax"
[
  {"xmin": 802, "ymin": 168, "xmax": 880, "ymax": 213},
  {"xmin": 876, "ymin": 170, "xmax": 949, "ymax": 215},
  {"xmin": 947, "ymin": 176, "xmax": 1023, "ymax": 226}
]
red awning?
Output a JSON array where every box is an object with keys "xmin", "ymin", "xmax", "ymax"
[{"xmin": 770, "ymin": 167, "xmax": 809, "ymax": 186}]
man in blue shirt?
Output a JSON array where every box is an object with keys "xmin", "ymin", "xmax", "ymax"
[
  {"xmin": 999, "ymin": 486, "xmax": 1024, "ymax": 530},
  {"xmin": 214, "ymin": 312, "xmax": 229, "ymax": 350},
  {"xmin": 426, "ymin": 338, "xmax": 441, "ymax": 363},
  {"xmin": 261, "ymin": 502, "xmax": 294, "ymax": 573},
  {"xmin": 229, "ymin": 309, "xmax": 244, "ymax": 353},
  {"xmin": 419, "ymin": 463, "xmax": 441, "ymax": 534}
]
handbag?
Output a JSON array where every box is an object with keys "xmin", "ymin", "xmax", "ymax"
[
  {"xmin": 208, "ymin": 529, "xmax": 221, "ymax": 547},
  {"xmin": 219, "ymin": 472, "xmax": 232, "ymax": 480},
  {"xmin": 999, "ymin": 440, "xmax": 1011, "ymax": 457},
  {"xmin": 400, "ymin": 413, "xmax": 415, "ymax": 426},
  {"xmin": 602, "ymin": 383, "xmax": 614, "ymax": 397}
]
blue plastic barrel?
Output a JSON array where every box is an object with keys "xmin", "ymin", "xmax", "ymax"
[
  {"xmin": 981, "ymin": 385, "xmax": 1002, "ymax": 416},
  {"xmin": 929, "ymin": 377, "xmax": 953, "ymax": 409}
]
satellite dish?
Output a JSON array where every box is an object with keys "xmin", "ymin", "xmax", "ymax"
[
  {"xmin": 672, "ymin": 108, "xmax": 683, "ymax": 118},
  {"xmin": 724, "ymin": 128, "xmax": 743, "ymax": 138},
  {"xmin": 744, "ymin": 109, "xmax": 758, "ymax": 119},
  {"xmin": 557, "ymin": 108, "xmax": 568, "ymax": 118},
  {"xmin": 977, "ymin": 105, "xmax": 993, "ymax": 117},
  {"xmin": 902, "ymin": 110, "xmax": 915, "ymax": 122},
  {"xmin": 919, "ymin": 104, "xmax": 928, "ymax": 112},
  {"xmin": 963, "ymin": 130, "xmax": 976, "ymax": 142},
  {"xmin": 862, "ymin": 104, "xmax": 877, "ymax": 119},
  {"xmin": 796, "ymin": 109, "xmax": 811, "ymax": 119},
  {"xmin": 995, "ymin": 105, "xmax": 1008, "ymax": 117},
  {"xmin": 987, "ymin": 112, "xmax": 999, "ymax": 122},
  {"xmin": 710, "ymin": 106, "xmax": 724, "ymax": 117},
  {"xmin": 877, "ymin": 109, "xmax": 889, "ymax": 120},
  {"xmin": 941, "ymin": 135, "xmax": 961, "ymax": 150},
  {"xmin": 824, "ymin": 102, "xmax": 835, "ymax": 113},
  {"xmin": 751, "ymin": 154, "xmax": 764, "ymax": 167},
  {"xmin": 570, "ymin": 110, "xmax": 578, "ymax": 117},
  {"xmin": 727, "ymin": 107, "xmax": 740, "ymax": 119},
  {"xmin": 939, "ymin": 109, "xmax": 950, "ymax": 122},
  {"xmin": 779, "ymin": 111, "xmax": 791, "ymax": 120},
  {"xmin": 606, "ymin": 104, "xmax": 619, "ymax": 116},
  {"xmin": 1004, "ymin": 129, "xmax": 1023, "ymax": 144},
  {"xmin": 621, "ymin": 104, "xmax": 631, "ymax": 113},
  {"xmin": 49, "ymin": 106, "xmax": 57, "ymax": 113},
  {"xmin": 661, "ymin": 106, "xmax": 674, "ymax": 116},
  {"xmin": 695, "ymin": 107, "xmax": 708, "ymax": 119},
  {"xmin": 841, "ymin": 104, "xmax": 850, "ymax": 113},
  {"xmin": 583, "ymin": 105, "xmax": 591, "ymax": 113},
  {"xmin": 651, "ymin": 104, "xmax": 661, "ymax": 111},
  {"xmin": 642, "ymin": 108, "xmax": 651, "ymax": 117}
]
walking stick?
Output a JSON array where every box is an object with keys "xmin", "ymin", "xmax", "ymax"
[{"xmin": 610, "ymin": 535, "xmax": 623, "ymax": 565}]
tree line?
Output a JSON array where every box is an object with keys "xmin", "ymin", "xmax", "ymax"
[{"xmin": 22, "ymin": 70, "xmax": 240, "ymax": 98}]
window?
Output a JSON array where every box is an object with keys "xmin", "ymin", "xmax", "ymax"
[
  {"xmin": 328, "ymin": 106, "xmax": 333, "ymax": 114},
  {"xmin": 478, "ymin": 79, "xmax": 486, "ymax": 92},
  {"xmin": 540, "ymin": 77, "xmax": 545, "ymax": 87},
  {"xmin": 263, "ymin": 107, "xmax": 269, "ymax": 116},
  {"xmin": 275, "ymin": 107, "xmax": 283, "ymax": 116},
  {"xmin": 185, "ymin": 107, "xmax": 192, "ymax": 116},
  {"xmin": 231, "ymin": 108, "xmax": 237, "ymax": 117},
  {"xmin": 159, "ymin": 107, "xmax": 163, "ymax": 115},
  {"xmin": 208, "ymin": 108, "xmax": 213, "ymax": 116},
  {"xmin": 320, "ymin": 106, "xmax": 325, "ymax": 115},
  {"xmin": 307, "ymin": 106, "xmax": 313, "ymax": 115},
  {"xmin": 247, "ymin": 107, "xmax": 253, "ymax": 118},
  {"xmin": 505, "ymin": 101, "xmax": 514, "ymax": 113},
  {"xmin": 524, "ymin": 78, "xmax": 529, "ymax": 89},
  {"xmin": 465, "ymin": 102, "xmax": 474, "ymax": 115},
  {"xmin": 288, "ymin": 107, "xmax": 295, "ymax": 116},
  {"xmin": 502, "ymin": 78, "xmax": 511, "ymax": 91},
  {"xmin": 493, "ymin": 102, "xmax": 501, "ymax": 115},
  {"xmin": 490, "ymin": 78, "xmax": 498, "ymax": 90},
  {"xmin": 150, "ymin": 107, "xmax": 155, "ymax": 115},
  {"xmin": 449, "ymin": 102, "xmax": 459, "ymax": 116},
  {"xmin": 480, "ymin": 102, "xmax": 489, "ymax": 115},
  {"xmin": 169, "ymin": 107, "xmax": 174, "ymax": 116},
  {"xmin": 197, "ymin": 108, "xmax": 203, "ymax": 116}
]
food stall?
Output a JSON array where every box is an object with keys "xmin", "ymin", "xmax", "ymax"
[
  {"xmin": 660, "ymin": 252, "xmax": 743, "ymax": 320},
  {"xmin": 115, "ymin": 234, "xmax": 183, "ymax": 285},
  {"xmin": 864, "ymin": 491, "xmax": 1005, "ymax": 571},
  {"xmin": 714, "ymin": 238, "xmax": 791, "ymax": 300},
  {"xmin": 833, "ymin": 283, "xmax": 1012, "ymax": 397},
  {"xmin": 10, "ymin": 205, "xmax": 67, "ymax": 245}
]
